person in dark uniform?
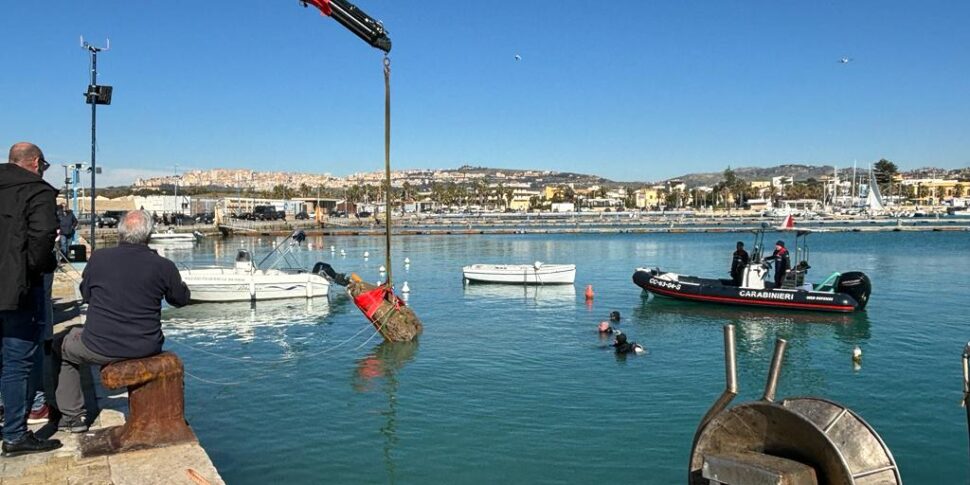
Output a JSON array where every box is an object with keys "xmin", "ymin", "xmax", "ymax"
[
  {"xmin": 765, "ymin": 240, "xmax": 790, "ymax": 288},
  {"xmin": 730, "ymin": 241, "xmax": 749, "ymax": 286}
]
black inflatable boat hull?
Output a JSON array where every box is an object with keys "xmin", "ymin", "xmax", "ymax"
[{"xmin": 633, "ymin": 269, "xmax": 863, "ymax": 313}]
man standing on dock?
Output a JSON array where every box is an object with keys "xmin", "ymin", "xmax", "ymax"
[
  {"xmin": 0, "ymin": 142, "xmax": 62, "ymax": 456},
  {"xmin": 55, "ymin": 210, "xmax": 191, "ymax": 433}
]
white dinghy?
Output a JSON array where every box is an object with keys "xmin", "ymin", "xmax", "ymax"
[
  {"xmin": 179, "ymin": 231, "xmax": 333, "ymax": 302},
  {"xmin": 462, "ymin": 262, "xmax": 576, "ymax": 285}
]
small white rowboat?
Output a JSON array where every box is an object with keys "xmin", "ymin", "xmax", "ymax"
[{"xmin": 462, "ymin": 262, "xmax": 576, "ymax": 285}]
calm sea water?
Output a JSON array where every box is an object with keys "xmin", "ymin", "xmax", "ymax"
[{"xmin": 158, "ymin": 231, "xmax": 970, "ymax": 483}]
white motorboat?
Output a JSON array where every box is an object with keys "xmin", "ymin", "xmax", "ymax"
[
  {"xmin": 150, "ymin": 231, "xmax": 204, "ymax": 244},
  {"xmin": 462, "ymin": 262, "xmax": 576, "ymax": 285},
  {"xmin": 179, "ymin": 231, "xmax": 332, "ymax": 302}
]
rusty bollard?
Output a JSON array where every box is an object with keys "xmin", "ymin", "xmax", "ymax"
[{"xmin": 81, "ymin": 352, "xmax": 197, "ymax": 457}]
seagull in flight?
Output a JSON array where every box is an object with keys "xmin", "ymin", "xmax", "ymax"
[
  {"xmin": 514, "ymin": 54, "xmax": 522, "ymax": 61},
  {"xmin": 838, "ymin": 57, "xmax": 853, "ymax": 64}
]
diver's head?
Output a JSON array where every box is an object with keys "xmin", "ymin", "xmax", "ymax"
[
  {"xmin": 775, "ymin": 240, "xmax": 785, "ymax": 249},
  {"xmin": 609, "ymin": 311, "xmax": 620, "ymax": 322},
  {"xmin": 598, "ymin": 322, "xmax": 610, "ymax": 332},
  {"xmin": 615, "ymin": 333, "xmax": 627, "ymax": 345},
  {"xmin": 736, "ymin": 241, "xmax": 744, "ymax": 250}
]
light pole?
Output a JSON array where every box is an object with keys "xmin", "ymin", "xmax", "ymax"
[
  {"xmin": 173, "ymin": 164, "xmax": 180, "ymax": 225},
  {"xmin": 82, "ymin": 37, "xmax": 112, "ymax": 249}
]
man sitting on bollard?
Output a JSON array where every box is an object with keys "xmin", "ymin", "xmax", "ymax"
[{"xmin": 55, "ymin": 210, "xmax": 191, "ymax": 433}]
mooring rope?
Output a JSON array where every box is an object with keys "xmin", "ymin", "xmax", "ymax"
[
  {"xmin": 183, "ymin": 369, "xmax": 241, "ymax": 386},
  {"xmin": 166, "ymin": 320, "xmax": 376, "ymax": 364}
]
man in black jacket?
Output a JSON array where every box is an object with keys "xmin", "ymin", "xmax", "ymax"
[
  {"xmin": 0, "ymin": 142, "xmax": 62, "ymax": 456},
  {"xmin": 55, "ymin": 210, "xmax": 191, "ymax": 433},
  {"xmin": 729, "ymin": 241, "xmax": 750, "ymax": 286}
]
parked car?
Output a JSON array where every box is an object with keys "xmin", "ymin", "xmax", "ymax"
[
  {"xmin": 329, "ymin": 210, "xmax": 347, "ymax": 218},
  {"xmin": 357, "ymin": 211, "xmax": 372, "ymax": 218},
  {"xmin": 100, "ymin": 215, "xmax": 119, "ymax": 228},
  {"xmin": 194, "ymin": 212, "xmax": 214, "ymax": 224},
  {"xmin": 294, "ymin": 211, "xmax": 310, "ymax": 220},
  {"xmin": 253, "ymin": 205, "xmax": 282, "ymax": 221},
  {"xmin": 103, "ymin": 210, "xmax": 128, "ymax": 223},
  {"xmin": 77, "ymin": 214, "xmax": 104, "ymax": 228}
]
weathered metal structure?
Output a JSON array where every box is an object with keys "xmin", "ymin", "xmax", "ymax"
[
  {"xmin": 689, "ymin": 325, "xmax": 901, "ymax": 485},
  {"xmin": 81, "ymin": 352, "xmax": 196, "ymax": 457}
]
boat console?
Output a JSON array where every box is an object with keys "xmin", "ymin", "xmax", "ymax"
[{"xmin": 235, "ymin": 249, "xmax": 255, "ymax": 274}]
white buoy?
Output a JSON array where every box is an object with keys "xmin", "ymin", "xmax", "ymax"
[
  {"xmin": 401, "ymin": 281, "xmax": 410, "ymax": 293},
  {"xmin": 364, "ymin": 251, "xmax": 370, "ymax": 258},
  {"xmin": 852, "ymin": 346, "xmax": 862, "ymax": 363},
  {"xmin": 404, "ymin": 257, "xmax": 411, "ymax": 265},
  {"xmin": 379, "ymin": 265, "xmax": 386, "ymax": 273},
  {"xmin": 307, "ymin": 243, "xmax": 314, "ymax": 250},
  {"xmin": 340, "ymin": 249, "xmax": 346, "ymax": 256},
  {"xmin": 330, "ymin": 245, "xmax": 335, "ymax": 252}
]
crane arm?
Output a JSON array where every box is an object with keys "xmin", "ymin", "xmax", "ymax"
[{"xmin": 301, "ymin": 0, "xmax": 392, "ymax": 53}]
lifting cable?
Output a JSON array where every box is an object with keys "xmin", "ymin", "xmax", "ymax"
[{"xmin": 382, "ymin": 54, "xmax": 393, "ymax": 290}]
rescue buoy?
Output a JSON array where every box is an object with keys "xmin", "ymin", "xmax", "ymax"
[
  {"xmin": 585, "ymin": 285, "xmax": 595, "ymax": 300},
  {"xmin": 401, "ymin": 281, "xmax": 410, "ymax": 293}
]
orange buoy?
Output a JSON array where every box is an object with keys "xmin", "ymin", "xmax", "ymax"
[{"xmin": 585, "ymin": 284, "xmax": 594, "ymax": 300}]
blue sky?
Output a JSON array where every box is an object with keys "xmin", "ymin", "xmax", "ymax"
[{"xmin": 2, "ymin": 1, "xmax": 968, "ymax": 185}]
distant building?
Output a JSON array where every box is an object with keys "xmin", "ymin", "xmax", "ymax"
[
  {"xmin": 633, "ymin": 187, "xmax": 664, "ymax": 209},
  {"xmin": 550, "ymin": 202, "xmax": 575, "ymax": 213}
]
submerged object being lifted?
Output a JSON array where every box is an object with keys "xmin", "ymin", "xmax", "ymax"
[
  {"xmin": 462, "ymin": 262, "xmax": 576, "ymax": 285},
  {"xmin": 348, "ymin": 274, "xmax": 422, "ymax": 342},
  {"xmin": 689, "ymin": 325, "xmax": 900, "ymax": 484}
]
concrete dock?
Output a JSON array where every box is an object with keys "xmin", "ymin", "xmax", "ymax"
[{"xmin": 0, "ymin": 300, "xmax": 224, "ymax": 485}]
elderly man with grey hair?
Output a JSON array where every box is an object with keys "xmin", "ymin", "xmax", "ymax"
[{"xmin": 55, "ymin": 210, "xmax": 190, "ymax": 432}]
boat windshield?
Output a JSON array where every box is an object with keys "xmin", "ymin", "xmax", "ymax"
[{"xmin": 815, "ymin": 272, "xmax": 841, "ymax": 292}]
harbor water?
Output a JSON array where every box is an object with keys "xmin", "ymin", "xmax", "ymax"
[{"xmin": 159, "ymin": 231, "xmax": 970, "ymax": 483}]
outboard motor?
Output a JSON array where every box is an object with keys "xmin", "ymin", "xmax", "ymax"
[
  {"xmin": 313, "ymin": 262, "xmax": 350, "ymax": 286},
  {"xmin": 837, "ymin": 271, "xmax": 871, "ymax": 310}
]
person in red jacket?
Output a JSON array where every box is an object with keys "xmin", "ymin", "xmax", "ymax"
[{"xmin": 765, "ymin": 240, "xmax": 791, "ymax": 289}]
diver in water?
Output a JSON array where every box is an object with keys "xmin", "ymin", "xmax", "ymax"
[
  {"xmin": 598, "ymin": 321, "xmax": 617, "ymax": 335},
  {"xmin": 612, "ymin": 333, "xmax": 644, "ymax": 355},
  {"xmin": 730, "ymin": 241, "xmax": 749, "ymax": 286},
  {"xmin": 764, "ymin": 240, "xmax": 791, "ymax": 288},
  {"xmin": 609, "ymin": 310, "xmax": 621, "ymax": 322}
]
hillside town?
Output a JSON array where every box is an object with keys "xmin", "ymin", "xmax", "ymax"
[{"xmin": 61, "ymin": 161, "xmax": 970, "ymax": 223}]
